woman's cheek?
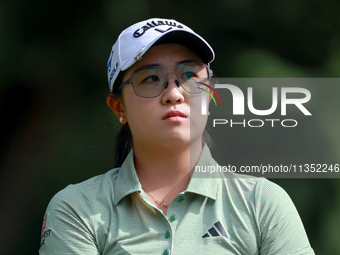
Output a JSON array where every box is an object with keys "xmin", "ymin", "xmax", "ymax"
[{"xmin": 189, "ymin": 95, "xmax": 209, "ymax": 130}]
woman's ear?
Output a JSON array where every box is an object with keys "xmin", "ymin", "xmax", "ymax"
[{"xmin": 107, "ymin": 95, "xmax": 127, "ymax": 124}]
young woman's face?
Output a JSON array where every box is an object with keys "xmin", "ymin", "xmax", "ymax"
[{"xmin": 120, "ymin": 43, "xmax": 209, "ymax": 148}]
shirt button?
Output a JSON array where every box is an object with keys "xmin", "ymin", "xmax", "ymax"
[
  {"xmin": 178, "ymin": 196, "xmax": 185, "ymax": 202},
  {"xmin": 163, "ymin": 249, "xmax": 169, "ymax": 255},
  {"xmin": 165, "ymin": 231, "xmax": 171, "ymax": 238},
  {"xmin": 169, "ymin": 215, "xmax": 176, "ymax": 222}
]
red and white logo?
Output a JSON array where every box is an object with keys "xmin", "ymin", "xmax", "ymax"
[{"xmin": 41, "ymin": 213, "xmax": 47, "ymax": 234}]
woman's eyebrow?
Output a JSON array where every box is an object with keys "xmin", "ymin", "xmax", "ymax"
[
  {"xmin": 136, "ymin": 64, "xmax": 161, "ymax": 71},
  {"xmin": 176, "ymin": 59, "xmax": 200, "ymax": 64},
  {"xmin": 138, "ymin": 59, "xmax": 200, "ymax": 69}
]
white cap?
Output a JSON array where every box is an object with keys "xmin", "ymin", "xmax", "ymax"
[{"xmin": 107, "ymin": 18, "xmax": 215, "ymax": 92}]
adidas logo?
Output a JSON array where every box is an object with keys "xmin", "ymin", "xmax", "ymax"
[{"xmin": 202, "ymin": 221, "xmax": 228, "ymax": 238}]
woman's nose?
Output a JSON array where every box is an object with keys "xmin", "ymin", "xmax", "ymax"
[{"xmin": 161, "ymin": 77, "xmax": 185, "ymax": 104}]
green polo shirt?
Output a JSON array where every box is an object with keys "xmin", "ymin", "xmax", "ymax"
[{"xmin": 39, "ymin": 145, "xmax": 314, "ymax": 254}]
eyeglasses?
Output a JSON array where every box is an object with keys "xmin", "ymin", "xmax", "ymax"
[{"xmin": 118, "ymin": 62, "xmax": 211, "ymax": 98}]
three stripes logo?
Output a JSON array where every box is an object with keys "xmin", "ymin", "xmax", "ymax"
[{"xmin": 202, "ymin": 221, "xmax": 228, "ymax": 238}]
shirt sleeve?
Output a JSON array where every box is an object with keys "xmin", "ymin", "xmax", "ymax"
[
  {"xmin": 39, "ymin": 185, "xmax": 100, "ymax": 255},
  {"xmin": 254, "ymin": 178, "xmax": 315, "ymax": 255}
]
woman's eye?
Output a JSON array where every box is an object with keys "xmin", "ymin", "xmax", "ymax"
[
  {"xmin": 182, "ymin": 71, "xmax": 195, "ymax": 80},
  {"xmin": 144, "ymin": 75, "xmax": 160, "ymax": 82}
]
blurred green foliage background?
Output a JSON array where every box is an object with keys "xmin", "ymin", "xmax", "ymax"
[{"xmin": 0, "ymin": 0, "xmax": 340, "ymax": 254}]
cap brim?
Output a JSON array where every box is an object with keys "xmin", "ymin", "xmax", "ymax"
[{"xmin": 152, "ymin": 30, "xmax": 214, "ymax": 64}]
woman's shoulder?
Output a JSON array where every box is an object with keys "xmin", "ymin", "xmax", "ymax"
[
  {"xmin": 71, "ymin": 167, "xmax": 120, "ymax": 190},
  {"xmin": 227, "ymin": 175, "xmax": 291, "ymax": 204},
  {"xmin": 223, "ymin": 173, "xmax": 285, "ymax": 193},
  {"xmin": 222, "ymin": 175, "xmax": 301, "ymax": 225},
  {"xmin": 222, "ymin": 176, "xmax": 314, "ymax": 254},
  {"xmin": 40, "ymin": 168, "xmax": 122, "ymax": 253},
  {"xmin": 47, "ymin": 168, "xmax": 120, "ymax": 210},
  {"xmin": 220, "ymin": 174, "xmax": 291, "ymax": 209}
]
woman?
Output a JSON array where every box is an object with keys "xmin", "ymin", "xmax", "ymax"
[{"xmin": 39, "ymin": 18, "xmax": 314, "ymax": 254}]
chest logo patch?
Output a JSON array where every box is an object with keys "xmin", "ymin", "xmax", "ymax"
[{"xmin": 202, "ymin": 221, "xmax": 228, "ymax": 238}]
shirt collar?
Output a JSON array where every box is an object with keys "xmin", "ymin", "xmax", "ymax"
[
  {"xmin": 113, "ymin": 149, "xmax": 142, "ymax": 205},
  {"xmin": 186, "ymin": 144, "xmax": 219, "ymax": 200},
  {"xmin": 113, "ymin": 144, "xmax": 219, "ymax": 205}
]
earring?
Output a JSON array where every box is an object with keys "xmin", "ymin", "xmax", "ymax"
[
  {"xmin": 208, "ymin": 111, "xmax": 210, "ymax": 116},
  {"xmin": 119, "ymin": 116, "xmax": 123, "ymax": 122}
]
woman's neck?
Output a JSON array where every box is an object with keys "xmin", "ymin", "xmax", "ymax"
[
  {"xmin": 133, "ymin": 139, "xmax": 203, "ymax": 214},
  {"xmin": 134, "ymin": 140, "xmax": 202, "ymax": 185}
]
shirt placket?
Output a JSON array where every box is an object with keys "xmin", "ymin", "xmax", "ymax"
[{"xmin": 138, "ymin": 191, "xmax": 187, "ymax": 255}]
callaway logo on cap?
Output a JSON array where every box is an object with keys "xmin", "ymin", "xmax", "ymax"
[{"xmin": 107, "ymin": 18, "xmax": 215, "ymax": 92}]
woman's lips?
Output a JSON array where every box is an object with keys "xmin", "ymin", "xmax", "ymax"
[{"xmin": 162, "ymin": 110, "xmax": 187, "ymax": 121}]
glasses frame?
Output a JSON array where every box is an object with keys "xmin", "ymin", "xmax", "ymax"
[{"xmin": 117, "ymin": 62, "xmax": 213, "ymax": 98}]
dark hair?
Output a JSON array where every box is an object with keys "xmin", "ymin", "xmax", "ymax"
[
  {"xmin": 110, "ymin": 67, "xmax": 213, "ymax": 168},
  {"xmin": 109, "ymin": 71, "xmax": 133, "ymax": 168}
]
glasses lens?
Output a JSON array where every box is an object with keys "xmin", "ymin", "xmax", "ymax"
[
  {"xmin": 176, "ymin": 63, "xmax": 209, "ymax": 94},
  {"xmin": 132, "ymin": 67, "xmax": 167, "ymax": 98}
]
